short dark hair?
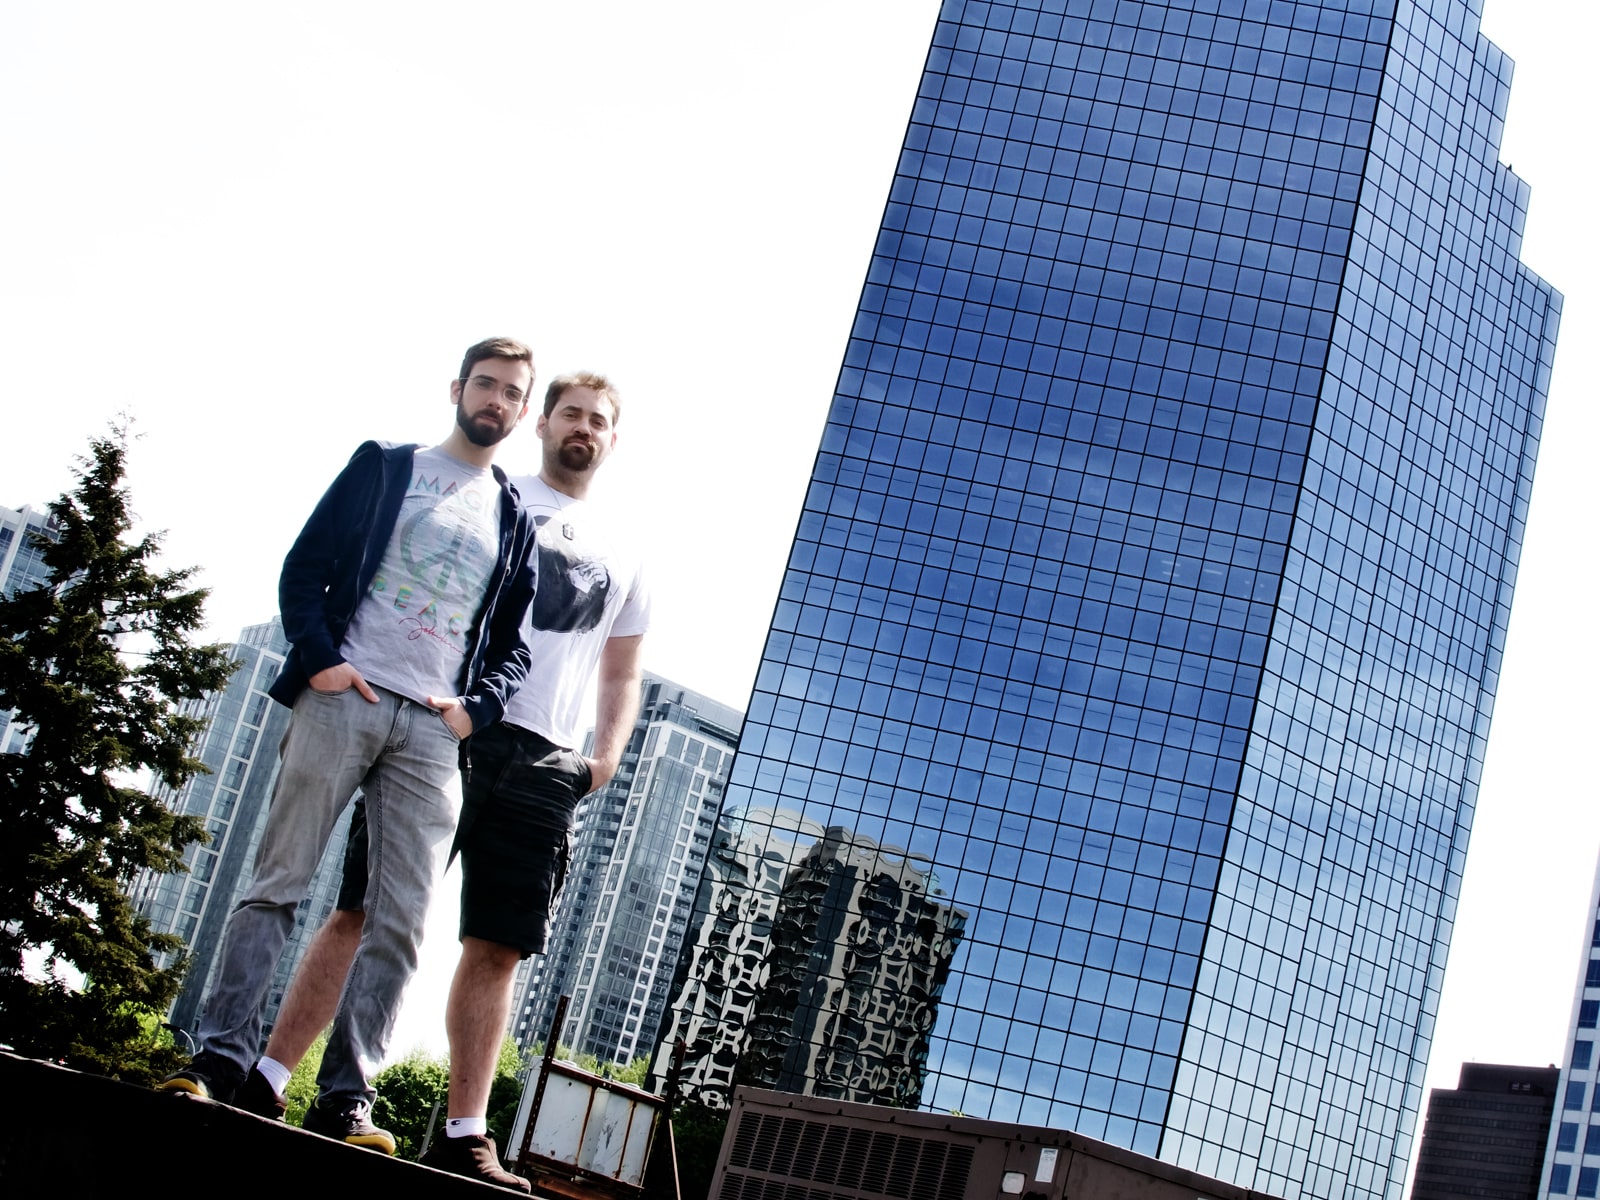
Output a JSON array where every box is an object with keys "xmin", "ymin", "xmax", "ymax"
[
  {"xmin": 458, "ymin": 337, "xmax": 535, "ymax": 387},
  {"xmin": 543, "ymin": 371, "xmax": 622, "ymax": 424}
]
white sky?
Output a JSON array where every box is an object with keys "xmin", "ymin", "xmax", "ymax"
[{"xmin": 1, "ymin": 0, "xmax": 1595, "ymax": 1161}]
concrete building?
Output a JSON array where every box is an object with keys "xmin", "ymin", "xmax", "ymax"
[
  {"xmin": 1410, "ymin": 1063, "xmax": 1559, "ymax": 1200},
  {"xmin": 738, "ymin": 827, "xmax": 967, "ymax": 1108}
]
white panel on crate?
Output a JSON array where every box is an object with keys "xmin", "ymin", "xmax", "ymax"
[{"xmin": 528, "ymin": 1073, "xmax": 657, "ymax": 1187}]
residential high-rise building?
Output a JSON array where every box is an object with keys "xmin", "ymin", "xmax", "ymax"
[
  {"xmin": 1410, "ymin": 1063, "xmax": 1559, "ymax": 1200},
  {"xmin": 133, "ymin": 618, "xmax": 356, "ymax": 1035},
  {"xmin": 0, "ymin": 503, "xmax": 56, "ymax": 598},
  {"xmin": 0, "ymin": 503, "xmax": 61, "ymax": 753},
  {"xmin": 510, "ymin": 675, "xmax": 740, "ymax": 1066},
  {"xmin": 658, "ymin": 2, "xmax": 1560, "ymax": 1198},
  {"xmin": 1536, "ymin": 852, "xmax": 1600, "ymax": 1200}
]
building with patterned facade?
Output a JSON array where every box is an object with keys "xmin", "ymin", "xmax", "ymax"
[
  {"xmin": 738, "ymin": 827, "xmax": 967, "ymax": 1107},
  {"xmin": 132, "ymin": 618, "xmax": 356, "ymax": 1036},
  {"xmin": 509, "ymin": 675, "xmax": 740, "ymax": 1066},
  {"xmin": 649, "ymin": 806, "xmax": 803, "ymax": 1100},
  {"xmin": 656, "ymin": 2, "xmax": 1561, "ymax": 1198}
]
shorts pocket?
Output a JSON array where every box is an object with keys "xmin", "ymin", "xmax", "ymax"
[
  {"xmin": 569, "ymin": 752, "xmax": 594, "ymax": 796},
  {"xmin": 553, "ymin": 832, "xmax": 572, "ymax": 900}
]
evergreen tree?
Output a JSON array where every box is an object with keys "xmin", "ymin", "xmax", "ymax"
[{"xmin": 0, "ymin": 424, "xmax": 236, "ymax": 1081}]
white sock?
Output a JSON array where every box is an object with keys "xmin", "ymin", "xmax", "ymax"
[
  {"xmin": 447, "ymin": 1116, "xmax": 487, "ymax": 1138},
  {"xmin": 255, "ymin": 1056, "xmax": 291, "ymax": 1097}
]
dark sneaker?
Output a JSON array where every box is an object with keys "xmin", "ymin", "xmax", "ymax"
[
  {"xmin": 421, "ymin": 1135, "xmax": 531, "ymax": 1193},
  {"xmin": 156, "ymin": 1052, "xmax": 243, "ymax": 1104},
  {"xmin": 231, "ymin": 1067, "xmax": 287, "ymax": 1121},
  {"xmin": 301, "ymin": 1096, "xmax": 396, "ymax": 1155}
]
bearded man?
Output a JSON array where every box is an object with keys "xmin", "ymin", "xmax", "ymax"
[
  {"xmin": 250, "ymin": 372, "xmax": 649, "ymax": 1190},
  {"xmin": 159, "ymin": 337, "xmax": 541, "ymax": 1156}
]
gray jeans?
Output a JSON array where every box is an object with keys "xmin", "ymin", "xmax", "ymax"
[{"xmin": 195, "ymin": 684, "xmax": 461, "ymax": 1107}]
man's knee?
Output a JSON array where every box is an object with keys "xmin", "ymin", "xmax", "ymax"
[
  {"xmin": 459, "ymin": 935, "xmax": 522, "ymax": 979},
  {"xmin": 306, "ymin": 908, "xmax": 364, "ymax": 963},
  {"xmin": 325, "ymin": 907, "xmax": 365, "ymax": 940}
]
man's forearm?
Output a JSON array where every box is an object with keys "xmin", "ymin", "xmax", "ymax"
[
  {"xmin": 589, "ymin": 634, "xmax": 644, "ymax": 789},
  {"xmin": 591, "ymin": 674, "xmax": 641, "ymax": 768}
]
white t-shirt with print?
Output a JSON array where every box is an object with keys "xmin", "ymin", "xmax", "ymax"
[
  {"xmin": 340, "ymin": 446, "xmax": 503, "ymax": 705},
  {"xmin": 502, "ymin": 473, "xmax": 651, "ymax": 749}
]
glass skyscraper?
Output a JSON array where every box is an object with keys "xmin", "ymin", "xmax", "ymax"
[{"xmin": 658, "ymin": 2, "xmax": 1560, "ymax": 1198}]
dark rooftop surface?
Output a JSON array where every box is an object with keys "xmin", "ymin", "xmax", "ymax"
[{"xmin": 0, "ymin": 1050, "xmax": 510, "ymax": 1197}]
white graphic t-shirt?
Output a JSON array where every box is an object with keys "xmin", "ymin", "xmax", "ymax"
[
  {"xmin": 502, "ymin": 474, "xmax": 651, "ymax": 749},
  {"xmin": 340, "ymin": 447, "xmax": 503, "ymax": 705}
]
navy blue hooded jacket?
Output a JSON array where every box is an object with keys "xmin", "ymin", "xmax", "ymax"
[{"xmin": 266, "ymin": 441, "xmax": 537, "ymax": 732}]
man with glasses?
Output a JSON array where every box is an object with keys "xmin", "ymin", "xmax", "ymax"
[{"xmin": 160, "ymin": 338, "xmax": 540, "ymax": 1156}]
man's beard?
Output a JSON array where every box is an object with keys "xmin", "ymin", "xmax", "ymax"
[
  {"xmin": 556, "ymin": 437, "xmax": 598, "ymax": 472},
  {"xmin": 457, "ymin": 403, "xmax": 513, "ymax": 448}
]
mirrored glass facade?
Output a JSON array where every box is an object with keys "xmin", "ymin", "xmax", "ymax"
[{"xmin": 657, "ymin": 2, "xmax": 1560, "ymax": 1198}]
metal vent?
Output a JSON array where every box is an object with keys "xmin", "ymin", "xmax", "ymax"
[
  {"xmin": 927, "ymin": 1144, "xmax": 975, "ymax": 1200},
  {"xmin": 727, "ymin": 1110, "xmax": 762, "ymax": 1169},
  {"xmin": 839, "ymin": 1126, "xmax": 878, "ymax": 1190},
  {"xmin": 719, "ymin": 1110, "xmax": 975, "ymax": 1200}
]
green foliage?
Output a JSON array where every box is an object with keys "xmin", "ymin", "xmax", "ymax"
[
  {"xmin": 285, "ymin": 1034, "xmax": 326, "ymax": 1127},
  {"xmin": 0, "ymin": 425, "xmax": 237, "ymax": 1083},
  {"xmin": 495, "ymin": 1035, "xmax": 526, "ymax": 1079},
  {"xmin": 372, "ymin": 1048, "xmax": 450, "ymax": 1160},
  {"xmin": 369, "ymin": 1037, "xmax": 652, "ymax": 1161},
  {"xmin": 607, "ymin": 1054, "xmax": 649, "ymax": 1087},
  {"xmin": 368, "ymin": 1038, "xmax": 532, "ymax": 1159},
  {"xmin": 487, "ymin": 1037, "xmax": 528, "ymax": 1151},
  {"xmin": 528, "ymin": 1040, "xmax": 648, "ymax": 1085},
  {"xmin": 671, "ymin": 1099, "xmax": 731, "ymax": 1200}
]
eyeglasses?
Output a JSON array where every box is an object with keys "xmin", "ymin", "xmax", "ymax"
[{"xmin": 464, "ymin": 374, "xmax": 527, "ymax": 406}]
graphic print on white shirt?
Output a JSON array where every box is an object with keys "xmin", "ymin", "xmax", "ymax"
[
  {"xmin": 340, "ymin": 447, "xmax": 502, "ymax": 704},
  {"xmin": 528, "ymin": 507, "xmax": 612, "ymax": 635},
  {"xmin": 502, "ymin": 475, "xmax": 652, "ymax": 749}
]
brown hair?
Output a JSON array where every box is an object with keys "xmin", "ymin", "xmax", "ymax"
[
  {"xmin": 543, "ymin": 371, "xmax": 622, "ymax": 424},
  {"xmin": 458, "ymin": 337, "xmax": 535, "ymax": 388}
]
